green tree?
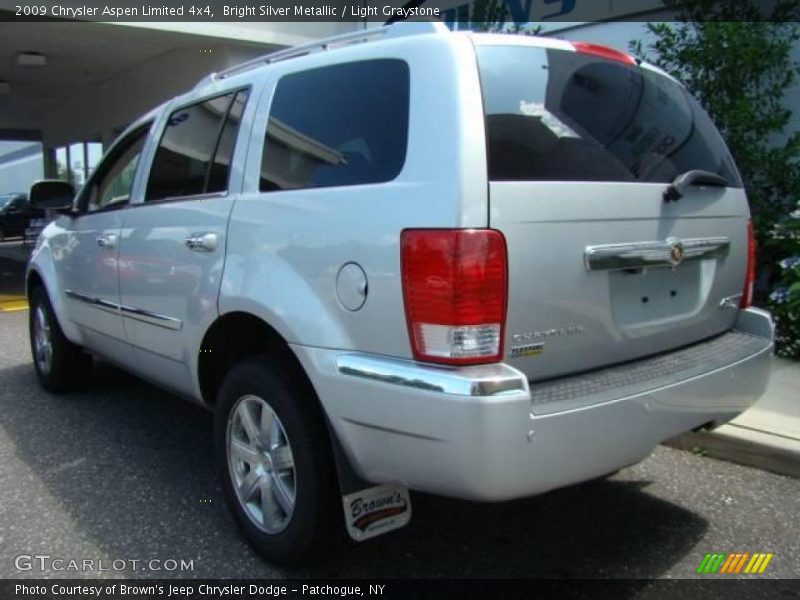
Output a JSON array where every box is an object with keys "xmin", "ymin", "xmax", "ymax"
[
  {"xmin": 629, "ymin": 1, "xmax": 800, "ymax": 305},
  {"xmin": 768, "ymin": 206, "xmax": 800, "ymax": 358}
]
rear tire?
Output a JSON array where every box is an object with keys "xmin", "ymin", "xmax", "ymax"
[
  {"xmin": 29, "ymin": 286, "xmax": 92, "ymax": 392},
  {"xmin": 215, "ymin": 355, "xmax": 342, "ymax": 566}
]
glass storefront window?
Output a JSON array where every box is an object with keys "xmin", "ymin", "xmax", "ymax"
[{"xmin": 54, "ymin": 141, "xmax": 103, "ymax": 189}]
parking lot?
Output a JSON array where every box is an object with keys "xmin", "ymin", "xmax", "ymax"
[{"xmin": 0, "ymin": 255, "xmax": 798, "ymax": 579}]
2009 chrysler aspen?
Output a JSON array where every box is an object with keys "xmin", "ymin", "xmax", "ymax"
[{"xmin": 26, "ymin": 22, "xmax": 773, "ymax": 564}]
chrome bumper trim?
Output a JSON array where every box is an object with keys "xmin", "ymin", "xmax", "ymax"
[{"xmin": 336, "ymin": 354, "xmax": 529, "ymax": 397}]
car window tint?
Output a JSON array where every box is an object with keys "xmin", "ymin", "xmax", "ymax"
[
  {"xmin": 477, "ymin": 45, "xmax": 741, "ymax": 186},
  {"xmin": 87, "ymin": 126, "xmax": 149, "ymax": 213},
  {"xmin": 146, "ymin": 91, "xmax": 247, "ymax": 201},
  {"xmin": 260, "ymin": 59, "xmax": 409, "ymax": 192}
]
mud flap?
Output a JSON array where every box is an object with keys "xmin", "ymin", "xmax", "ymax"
[
  {"xmin": 342, "ymin": 484, "xmax": 412, "ymax": 541},
  {"xmin": 326, "ymin": 417, "xmax": 412, "ymax": 541}
]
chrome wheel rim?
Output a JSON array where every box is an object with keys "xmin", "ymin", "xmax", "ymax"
[
  {"xmin": 227, "ymin": 395, "xmax": 296, "ymax": 534},
  {"xmin": 33, "ymin": 304, "xmax": 53, "ymax": 375}
]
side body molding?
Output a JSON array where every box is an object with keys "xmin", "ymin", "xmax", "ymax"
[{"xmin": 65, "ymin": 290, "xmax": 183, "ymax": 331}]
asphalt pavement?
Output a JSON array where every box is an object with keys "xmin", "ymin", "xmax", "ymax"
[{"xmin": 0, "ymin": 310, "xmax": 799, "ymax": 580}]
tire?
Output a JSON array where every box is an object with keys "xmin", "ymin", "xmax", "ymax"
[
  {"xmin": 29, "ymin": 286, "xmax": 92, "ymax": 392},
  {"xmin": 0, "ymin": 226, "xmax": 6, "ymax": 242},
  {"xmin": 215, "ymin": 355, "xmax": 342, "ymax": 566}
]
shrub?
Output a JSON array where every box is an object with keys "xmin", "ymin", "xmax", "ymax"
[{"xmin": 768, "ymin": 205, "xmax": 800, "ymax": 358}]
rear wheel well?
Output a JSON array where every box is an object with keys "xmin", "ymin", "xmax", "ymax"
[{"xmin": 198, "ymin": 313, "xmax": 311, "ymax": 407}]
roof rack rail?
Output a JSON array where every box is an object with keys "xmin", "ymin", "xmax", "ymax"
[{"xmin": 213, "ymin": 21, "xmax": 448, "ymax": 81}]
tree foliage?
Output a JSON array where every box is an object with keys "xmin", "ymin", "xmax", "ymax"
[{"xmin": 768, "ymin": 205, "xmax": 800, "ymax": 358}]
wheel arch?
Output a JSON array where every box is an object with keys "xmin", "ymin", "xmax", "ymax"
[
  {"xmin": 25, "ymin": 264, "xmax": 81, "ymax": 343},
  {"xmin": 197, "ymin": 311, "xmax": 315, "ymax": 409},
  {"xmin": 26, "ymin": 268, "xmax": 45, "ymax": 298}
]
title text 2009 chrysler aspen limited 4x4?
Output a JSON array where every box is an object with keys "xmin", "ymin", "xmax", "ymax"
[{"xmin": 27, "ymin": 23, "xmax": 773, "ymax": 564}]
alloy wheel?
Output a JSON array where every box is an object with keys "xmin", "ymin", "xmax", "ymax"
[
  {"xmin": 32, "ymin": 304, "xmax": 53, "ymax": 375},
  {"xmin": 226, "ymin": 394, "xmax": 296, "ymax": 534}
]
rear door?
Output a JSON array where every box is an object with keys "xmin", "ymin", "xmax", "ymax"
[
  {"xmin": 475, "ymin": 40, "xmax": 750, "ymax": 381},
  {"xmin": 117, "ymin": 88, "xmax": 251, "ymax": 398}
]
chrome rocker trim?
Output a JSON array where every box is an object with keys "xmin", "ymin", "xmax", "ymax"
[{"xmin": 65, "ymin": 290, "xmax": 182, "ymax": 331}]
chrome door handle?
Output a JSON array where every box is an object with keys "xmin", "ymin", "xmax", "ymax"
[
  {"xmin": 185, "ymin": 232, "xmax": 218, "ymax": 252},
  {"xmin": 96, "ymin": 233, "xmax": 117, "ymax": 249}
]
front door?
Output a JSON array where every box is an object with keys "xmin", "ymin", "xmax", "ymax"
[
  {"xmin": 58, "ymin": 124, "xmax": 150, "ymax": 360},
  {"xmin": 117, "ymin": 89, "xmax": 251, "ymax": 398}
]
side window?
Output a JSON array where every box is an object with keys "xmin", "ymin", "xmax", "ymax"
[
  {"xmin": 146, "ymin": 89, "xmax": 249, "ymax": 202},
  {"xmin": 260, "ymin": 60, "xmax": 409, "ymax": 192},
  {"xmin": 86, "ymin": 125, "xmax": 149, "ymax": 213}
]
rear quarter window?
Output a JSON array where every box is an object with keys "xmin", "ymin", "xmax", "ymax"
[
  {"xmin": 476, "ymin": 45, "xmax": 742, "ymax": 186},
  {"xmin": 259, "ymin": 59, "xmax": 410, "ymax": 191}
]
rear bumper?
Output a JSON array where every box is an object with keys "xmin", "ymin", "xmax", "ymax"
[{"xmin": 292, "ymin": 308, "xmax": 773, "ymax": 502}]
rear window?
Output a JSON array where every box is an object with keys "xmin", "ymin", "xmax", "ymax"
[
  {"xmin": 476, "ymin": 45, "xmax": 742, "ymax": 186},
  {"xmin": 260, "ymin": 59, "xmax": 409, "ymax": 192}
]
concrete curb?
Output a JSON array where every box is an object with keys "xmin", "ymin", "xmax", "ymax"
[
  {"xmin": 666, "ymin": 425, "xmax": 800, "ymax": 479},
  {"xmin": 667, "ymin": 357, "xmax": 800, "ymax": 479}
]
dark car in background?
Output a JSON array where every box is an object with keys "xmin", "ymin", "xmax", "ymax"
[{"xmin": 0, "ymin": 193, "xmax": 45, "ymax": 242}]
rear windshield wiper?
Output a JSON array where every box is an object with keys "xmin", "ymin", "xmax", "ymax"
[{"xmin": 663, "ymin": 170, "xmax": 729, "ymax": 202}]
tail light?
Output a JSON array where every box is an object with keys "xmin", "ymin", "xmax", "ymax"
[
  {"xmin": 571, "ymin": 41, "xmax": 637, "ymax": 66},
  {"xmin": 400, "ymin": 229, "xmax": 507, "ymax": 366},
  {"xmin": 741, "ymin": 219, "xmax": 756, "ymax": 308}
]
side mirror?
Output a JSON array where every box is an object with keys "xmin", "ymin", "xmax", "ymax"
[{"xmin": 29, "ymin": 180, "xmax": 75, "ymax": 211}]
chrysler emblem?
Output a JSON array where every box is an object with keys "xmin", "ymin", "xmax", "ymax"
[{"xmin": 669, "ymin": 240, "xmax": 685, "ymax": 266}]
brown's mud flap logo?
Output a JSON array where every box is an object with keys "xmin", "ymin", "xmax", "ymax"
[
  {"xmin": 352, "ymin": 499, "xmax": 408, "ymax": 532},
  {"xmin": 342, "ymin": 484, "xmax": 412, "ymax": 541}
]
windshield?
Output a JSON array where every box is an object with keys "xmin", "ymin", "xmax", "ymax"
[{"xmin": 476, "ymin": 45, "xmax": 742, "ymax": 186}]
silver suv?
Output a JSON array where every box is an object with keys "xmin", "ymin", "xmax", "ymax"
[{"xmin": 26, "ymin": 23, "xmax": 774, "ymax": 564}]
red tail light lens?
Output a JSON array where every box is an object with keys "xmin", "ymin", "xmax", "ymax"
[
  {"xmin": 741, "ymin": 219, "xmax": 756, "ymax": 308},
  {"xmin": 571, "ymin": 42, "xmax": 637, "ymax": 65},
  {"xmin": 400, "ymin": 229, "xmax": 508, "ymax": 366}
]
